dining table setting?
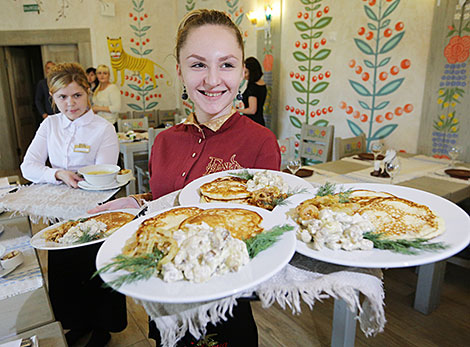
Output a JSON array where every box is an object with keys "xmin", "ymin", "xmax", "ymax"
[{"xmin": 1, "ymin": 149, "xmax": 469, "ymax": 347}]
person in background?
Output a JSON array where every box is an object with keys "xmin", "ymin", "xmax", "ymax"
[
  {"xmin": 92, "ymin": 64, "xmax": 121, "ymax": 125},
  {"xmin": 22, "ymin": 63, "xmax": 125, "ymax": 347},
  {"xmin": 89, "ymin": 9, "xmax": 280, "ymax": 346},
  {"xmin": 237, "ymin": 56, "xmax": 267, "ymax": 126},
  {"xmin": 34, "ymin": 60, "xmax": 56, "ymax": 127},
  {"xmin": 21, "ymin": 63, "xmax": 119, "ymax": 188},
  {"xmin": 86, "ymin": 66, "xmax": 98, "ymax": 92}
]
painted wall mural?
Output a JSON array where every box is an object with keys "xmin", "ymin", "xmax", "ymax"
[
  {"xmin": 340, "ymin": 0, "xmax": 412, "ymax": 152},
  {"xmin": 431, "ymin": 2, "xmax": 467, "ymax": 158},
  {"xmin": 284, "ymin": 0, "xmax": 332, "ymax": 161},
  {"xmin": 109, "ymin": 0, "xmax": 170, "ymax": 112}
]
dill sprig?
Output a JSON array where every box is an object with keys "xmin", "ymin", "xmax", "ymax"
[
  {"xmin": 75, "ymin": 230, "xmax": 101, "ymax": 244},
  {"xmin": 271, "ymin": 187, "xmax": 310, "ymax": 207},
  {"xmin": 244, "ymin": 224, "xmax": 294, "ymax": 258},
  {"xmin": 315, "ymin": 182, "xmax": 352, "ymax": 202},
  {"xmin": 93, "ymin": 249, "xmax": 163, "ymax": 288},
  {"xmin": 316, "ymin": 182, "xmax": 337, "ymax": 196},
  {"xmin": 363, "ymin": 232, "xmax": 448, "ymax": 255},
  {"xmin": 229, "ymin": 170, "xmax": 254, "ymax": 181}
]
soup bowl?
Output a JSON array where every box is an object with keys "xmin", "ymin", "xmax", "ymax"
[{"xmin": 78, "ymin": 164, "xmax": 120, "ymax": 186}]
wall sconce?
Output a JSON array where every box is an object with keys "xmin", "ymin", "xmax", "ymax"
[{"xmin": 246, "ymin": 6, "xmax": 273, "ymax": 39}]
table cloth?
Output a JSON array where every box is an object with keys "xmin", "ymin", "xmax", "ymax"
[{"xmin": 0, "ymin": 184, "xmax": 118, "ymax": 223}]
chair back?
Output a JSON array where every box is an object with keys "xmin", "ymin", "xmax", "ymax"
[
  {"xmin": 118, "ymin": 111, "xmax": 132, "ymax": 120},
  {"xmin": 133, "ymin": 110, "xmax": 158, "ymax": 127},
  {"xmin": 147, "ymin": 127, "xmax": 165, "ymax": 159},
  {"xmin": 299, "ymin": 124, "xmax": 334, "ymax": 164},
  {"xmin": 333, "ymin": 133, "xmax": 366, "ymax": 160},
  {"xmin": 117, "ymin": 117, "xmax": 149, "ymax": 132},
  {"xmin": 157, "ymin": 109, "xmax": 179, "ymax": 127}
]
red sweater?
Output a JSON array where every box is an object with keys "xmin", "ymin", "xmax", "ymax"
[{"xmin": 149, "ymin": 112, "xmax": 280, "ymax": 199}]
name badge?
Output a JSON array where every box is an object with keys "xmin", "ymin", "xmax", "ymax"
[{"xmin": 74, "ymin": 144, "xmax": 90, "ymax": 153}]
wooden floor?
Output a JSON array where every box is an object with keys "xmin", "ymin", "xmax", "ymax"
[{"xmin": 33, "ymin": 220, "xmax": 470, "ymax": 347}]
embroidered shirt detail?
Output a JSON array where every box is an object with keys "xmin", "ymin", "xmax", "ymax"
[
  {"xmin": 184, "ymin": 108, "xmax": 236, "ymax": 132},
  {"xmin": 204, "ymin": 154, "xmax": 243, "ymax": 175}
]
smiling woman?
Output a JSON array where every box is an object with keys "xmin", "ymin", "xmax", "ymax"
[{"xmin": 88, "ymin": 9, "xmax": 281, "ymax": 346}]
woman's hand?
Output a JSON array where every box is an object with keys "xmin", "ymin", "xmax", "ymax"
[
  {"xmin": 87, "ymin": 196, "xmax": 139, "ymax": 214},
  {"xmin": 55, "ymin": 170, "xmax": 83, "ymax": 188}
]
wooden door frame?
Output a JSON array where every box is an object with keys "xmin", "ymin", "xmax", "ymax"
[
  {"xmin": 0, "ymin": 29, "xmax": 92, "ymax": 172},
  {"xmin": 0, "ymin": 29, "xmax": 92, "ymax": 68}
]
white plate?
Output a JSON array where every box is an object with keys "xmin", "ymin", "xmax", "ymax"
[
  {"xmin": 0, "ymin": 261, "xmax": 23, "ymax": 278},
  {"xmin": 0, "ymin": 244, "xmax": 5, "ymax": 257},
  {"xmin": 78, "ymin": 180, "xmax": 128, "ymax": 191},
  {"xmin": 273, "ymin": 183, "xmax": 470, "ymax": 268},
  {"xmin": 0, "ymin": 225, "xmax": 4, "ymax": 237},
  {"xmin": 96, "ymin": 203, "xmax": 297, "ymax": 303},
  {"xmin": 30, "ymin": 209, "xmax": 139, "ymax": 250},
  {"xmin": 178, "ymin": 168, "xmax": 315, "ymax": 206}
]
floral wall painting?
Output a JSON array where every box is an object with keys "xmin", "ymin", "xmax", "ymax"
[
  {"xmin": 432, "ymin": 2, "xmax": 468, "ymax": 158},
  {"xmin": 284, "ymin": 0, "xmax": 333, "ymax": 155},
  {"xmin": 110, "ymin": 0, "xmax": 170, "ymax": 112},
  {"xmin": 340, "ymin": 0, "xmax": 413, "ymax": 152}
]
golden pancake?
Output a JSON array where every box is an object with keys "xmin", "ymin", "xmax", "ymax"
[
  {"xmin": 90, "ymin": 211, "xmax": 135, "ymax": 234},
  {"xmin": 123, "ymin": 207, "xmax": 203, "ymax": 256},
  {"xmin": 179, "ymin": 208, "xmax": 264, "ymax": 240},
  {"xmin": 199, "ymin": 176, "xmax": 251, "ymax": 200}
]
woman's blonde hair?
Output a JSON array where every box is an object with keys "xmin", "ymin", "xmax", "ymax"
[
  {"xmin": 47, "ymin": 62, "xmax": 90, "ymax": 110},
  {"xmin": 94, "ymin": 64, "xmax": 111, "ymax": 97},
  {"xmin": 176, "ymin": 9, "xmax": 244, "ymax": 63}
]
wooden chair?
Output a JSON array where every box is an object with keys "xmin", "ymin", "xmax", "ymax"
[
  {"xmin": 299, "ymin": 124, "xmax": 334, "ymax": 164},
  {"xmin": 333, "ymin": 133, "xmax": 366, "ymax": 160},
  {"xmin": 157, "ymin": 109, "xmax": 179, "ymax": 127},
  {"xmin": 118, "ymin": 111, "xmax": 132, "ymax": 120},
  {"xmin": 117, "ymin": 117, "xmax": 149, "ymax": 132},
  {"xmin": 133, "ymin": 110, "xmax": 158, "ymax": 128},
  {"xmin": 135, "ymin": 127, "xmax": 165, "ymax": 193}
]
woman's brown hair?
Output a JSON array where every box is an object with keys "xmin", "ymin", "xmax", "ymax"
[
  {"xmin": 176, "ymin": 9, "xmax": 244, "ymax": 63},
  {"xmin": 47, "ymin": 62, "xmax": 91, "ymax": 109}
]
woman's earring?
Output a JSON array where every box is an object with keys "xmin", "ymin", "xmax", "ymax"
[
  {"xmin": 181, "ymin": 86, "xmax": 188, "ymax": 100},
  {"xmin": 236, "ymin": 90, "xmax": 243, "ymax": 100}
]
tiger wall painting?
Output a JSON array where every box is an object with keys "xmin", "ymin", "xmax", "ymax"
[{"xmin": 107, "ymin": 37, "xmax": 166, "ymax": 88}]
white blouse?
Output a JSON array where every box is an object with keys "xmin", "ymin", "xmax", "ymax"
[
  {"xmin": 92, "ymin": 84, "xmax": 122, "ymax": 124},
  {"xmin": 20, "ymin": 110, "xmax": 119, "ymax": 184}
]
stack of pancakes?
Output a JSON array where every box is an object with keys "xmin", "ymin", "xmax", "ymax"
[
  {"xmin": 296, "ymin": 189, "xmax": 444, "ymax": 241},
  {"xmin": 123, "ymin": 207, "xmax": 264, "ymax": 258},
  {"xmin": 199, "ymin": 176, "xmax": 287, "ymax": 210}
]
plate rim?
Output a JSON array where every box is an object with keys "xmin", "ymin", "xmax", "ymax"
[
  {"xmin": 96, "ymin": 203, "xmax": 297, "ymax": 303},
  {"xmin": 178, "ymin": 168, "xmax": 315, "ymax": 206},
  {"xmin": 78, "ymin": 179, "xmax": 128, "ymax": 191},
  {"xmin": 274, "ymin": 183, "xmax": 470, "ymax": 268},
  {"xmin": 30, "ymin": 208, "xmax": 139, "ymax": 250}
]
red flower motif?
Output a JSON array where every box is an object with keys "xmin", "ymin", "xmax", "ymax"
[
  {"xmin": 280, "ymin": 145, "xmax": 287, "ymax": 154},
  {"xmin": 444, "ymin": 35, "xmax": 470, "ymax": 64}
]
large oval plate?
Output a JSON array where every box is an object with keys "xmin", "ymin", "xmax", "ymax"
[
  {"xmin": 178, "ymin": 168, "xmax": 315, "ymax": 206},
  {"xmin": 273, "ymin": 183, "xmax": 470, "ymax": 268},
  {"xmin": 30, "ymin": 209, "xmax": 139, "ymax": 250},
  {"xmin": 96, "ymin": 203, "xmax": 296, "ymax": 303}
]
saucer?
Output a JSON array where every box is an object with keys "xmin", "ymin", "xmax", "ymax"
[
  {"xmin": 0, "ymin": 261, "xmax": 22, "ymax": 278},
  {"xmin": 78, "ymin": 180, "xmax": 129, "ymax": 191}
]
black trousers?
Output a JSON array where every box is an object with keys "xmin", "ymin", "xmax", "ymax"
[
  {"xmin": 148, "ymin": 300, "xmax": 258, "ymax": 347},
  {"xmin": 48, "ymin": 243, "xmax": 127, "ymax": 332}
]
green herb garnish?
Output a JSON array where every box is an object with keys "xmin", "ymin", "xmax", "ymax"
[
  {"xmin": 93, "ymin": 249, "xmax": 163, "ymax": 288},
  {"xmin": 363, "ymin": 232, "xmax": 448, "ymax": 255},
  {"xmin": 229, "ymin": 170, "xmax": 254, "ymax": 180},
  {"xmin": 315, "ymin": 182, "xmax": 352, "ymax": 202},
  {"xmin": 316, "ymin": 182, "xmax": 337, "ymax": 196},
  {"xmin": 75, "ymin": 229, "xmax": 101, "ymax": 244},
  {"xmin": 244, "ymin": 224, "xmax": 294, "ymax": 258}
]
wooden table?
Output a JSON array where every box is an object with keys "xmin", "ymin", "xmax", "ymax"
[
  {"xmin": 0, "ymin": 213, "xmax": 56, "ymax": 340},
  {"xmin": 119, "ymin": 140, "xmax": 148, "ymax": 195},
  {"xmin": 305, "ymin": 154, "xmax": 470, "ymax": 315}
]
